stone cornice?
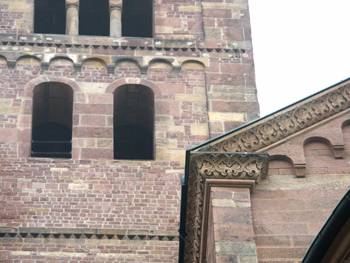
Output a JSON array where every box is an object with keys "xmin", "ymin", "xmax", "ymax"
[
  {"xmin": 183, "ymin": 152, "xmax": 268, "ymax": 263},
  {"xmin": 0, "ymin": 34, "xmax": 244, "ymax": 54},
  {"xmin": 198, "ymin": 80, "xmax": 350, "ymax": 153},
  {"xmin": 0, "ymin": 227, "xmax": 178, "ymax": 241}
]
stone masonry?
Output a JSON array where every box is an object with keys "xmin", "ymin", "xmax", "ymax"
[{"xmin": 0, "ymin": 0, "xmax": 259, "ymax": 262}]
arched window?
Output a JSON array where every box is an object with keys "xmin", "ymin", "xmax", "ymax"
[
  {"xmin": 34, "ymin": 0, "xmax": 66, "ymax": 34},
  {"xmin": 114, "ymin": 85, "xmax": 154, "ymax": 160},
  {"xmin": 122, "ymin": 0, "xmax": 153, "ymax": 37},
  {"xmin": 31, "ymin": 83, "xmax": 73, "ymax": 158},
  {"xmin": 79, "ymin": 0, "xmax": 110, "ymax": 36}
]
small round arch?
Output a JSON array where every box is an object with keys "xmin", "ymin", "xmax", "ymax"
[
  {"xmin": 24, "ymin": 76, "xmax": 81, "ymax": 97},
  {"xmin": 304, "ymin": 136, "xmax": 332, "ymax": 147},
  {"xmin": 49, "ymin": 56, "xmax": 75, "ymax": 67},
  {"xmin": 148, "ymin": 58, "xmax": 174, "ymax": 70},
  {"xmin": 268, "ymin": 154, "xmax": 295, "ymax": 176},
  {"xmin": 16, "ymin": 55, "xmax": 42, "ymax": 67},
  {"xmin": 81, "ymin": 57, "xmax": 108, "ymax": 72},
  {"xmin": 106, "ymin": 78, "xmax": 160, "ymax": 96},
  {"xmin": 181, "ymin": 60, "xmax": 206, "ymax": 71}
]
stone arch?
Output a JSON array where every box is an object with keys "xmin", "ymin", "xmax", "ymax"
[
  {"xmin": 0, "ymin": 55, "xmax": 8, "ymax": 67},
  {"xmin": 81, "ymin": 57, "xmax": 108, "ymax": 72},
  {"xmin": 342, "ymin": 119, "xmax": 350, "ymax": 129},
  {"xmin": 16, "ymin": 55, "xmax": 42, "ymax": 67},
  {"xmin": 115, "ymin": 58, "xmax": 141, "ymax": 69},
  {"xmin": 24, "ymin": 76, "xmax": 80, "ymax": 98},
  {"xmin": 106, "ymin": 78, "xmax": 160, "ymax": 97},
  {"xmin": 19, "ymin": 77, "xmax": 79, "ymax": 158},
  {"xmin": 49, "ymin": 56, "xmax": 75, "ymax": 70},
  {"xmin": 342, "ymin": 119, "xmax": 350, "ymax": 158},
  {"xmin": 303, "ymin": 136, "xmax": 335, "ymax": 174},
  {"xmin": 181, "ymin": 60, "xmax": 206, "ymax": 71},
  {"xmin": 304, "ymin": 136, "xmax": 333, "ymax": 149},
  {"xmin": 268, "ymin": 155, "xmax": 295, "ymax": 176},
  {"xmin": 148, "ymin": 58, "xmax": 174, "ymax": 71},
  {"xmin": 31, "ymin": 82, "xmax": 74, "ymax": 158},
  {"xmin": 113, "ymin": 84, "xmax": 155, "ymax": 160}
]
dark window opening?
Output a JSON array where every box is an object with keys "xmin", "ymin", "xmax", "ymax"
[
  {"xmin": 122, "ymin": 0, "xmax": 153, "ymax": 37},
  {"xmin": 114, "ymin": 85, "xmax": 154, "ymax": 160},
  {"xmin": 32, "ymin": 83, "xmax": 73, "ymax": 158},
  {"xmin": 79, "ymin": 0, "xmax": 110, "ymax": 36},
  {"xmin": 34, "ymin": 0, "xmax": 66, "ymax": 34}
]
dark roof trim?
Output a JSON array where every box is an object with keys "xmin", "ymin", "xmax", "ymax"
[
  {"xmin": 303, "ymin": 188, "xmax": 350, "ymax": 262},
  {"xmin": 188, "ymin": 76, "xmax": 350, "ymax": 152}
]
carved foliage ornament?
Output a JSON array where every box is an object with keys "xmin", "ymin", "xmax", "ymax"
[
  {"xmin": 202, "ymin": 83, "xmax": 350, "ymax": 152},
  {"xmin": 183, "ymin": 152, "xmax": 268, "ymax": 263}
]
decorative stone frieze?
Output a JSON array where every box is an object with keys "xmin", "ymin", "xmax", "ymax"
[
  {"xmin": 199, "ymin": 81, "xmax": 350, "ymax": 153},
  {"xmin": 183, "ymin": 152, "xmax": 268, "ymax": 263},
  {"xmin": 0, "ymin": 227, "xmax": 178, "ymax": 241}
]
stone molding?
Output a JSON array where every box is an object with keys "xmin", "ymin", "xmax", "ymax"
[
  {"xmin": 0, "ymin": 34, "xmax": 244, "ymax": 54},
  {"xmin": 199, "ymin": 81, "xmax": 350, "ymax": 153},
  {"xmin": 0, "ymin": 52, "xmax": 209, "ymax": 74},
  {"xmin": 0, "ymin": 227, "xmax": 178, "ymax": 241},
  {"xmin": 183, "ymin": 152, "xmax": 268, "ymax": 263}
]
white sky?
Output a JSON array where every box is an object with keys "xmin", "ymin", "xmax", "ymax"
[{"xmin": 248, "ymin": 0, "xmax": 350, "ymax": 116}]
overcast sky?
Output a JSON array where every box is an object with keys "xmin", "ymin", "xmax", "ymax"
[{"xmin": 248, "ymin": 0, "xmax": 350, "ymax": 116}]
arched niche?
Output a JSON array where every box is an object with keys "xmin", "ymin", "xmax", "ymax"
[{"xmin": 268, "ymin": 155, "xmax": 295, "ymax": 176}]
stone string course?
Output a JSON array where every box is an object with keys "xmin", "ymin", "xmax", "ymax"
[{"xmin": 0, "ymin": 227, "xmax": 178, "ymax": 241}]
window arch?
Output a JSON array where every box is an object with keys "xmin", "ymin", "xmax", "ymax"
[
  {"xmin": 31, "ymin": 82, "xmax": 73, "ymax": 158},
  {"xmin": 114, "ymin": 85, "xmax": 154, "ymax": 160},
  {"xmin": 122, "ymin": 0, "xmax": 153, "ymax": 37},
  {"xmin": 79, "ymin": 0, "xmax": 110, "ymax": 36},
  {"xmin": 34, "ymin": 0, "xmax": 66, "ymax": 34}
]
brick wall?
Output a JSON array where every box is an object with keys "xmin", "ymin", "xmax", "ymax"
[{"xmin": 0, "ymin": 0, "xmax": 259, "ymax": 261}]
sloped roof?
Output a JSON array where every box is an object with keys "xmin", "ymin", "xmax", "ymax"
[{"xmin": 191, "ymin": 77, "xmax": 350, "ymax": 153}]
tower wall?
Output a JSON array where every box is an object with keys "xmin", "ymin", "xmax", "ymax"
[{"xmin": 0, "ymin": 0, "xmax": 259, "ymax": 261}]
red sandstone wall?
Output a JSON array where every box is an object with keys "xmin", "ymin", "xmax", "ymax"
[{"xmin": 252, "ymin": 119, "xmax": 350, "ymax": 262}]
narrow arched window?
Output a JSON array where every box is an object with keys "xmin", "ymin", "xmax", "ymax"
[
  {"xmin": 31, "ymin": 83, "xmax": 73, "ymax": 158},
  {"xmin": 122, "ymin": 0, "xmax": 153, "ymax": 37},
  {"xmin": 114, "ymin": 85, "xmax": 154, "ymax": 160},
  {"xmin": 34, "ymin": 0, "xmax": 66, "ymax": 34},
  {"xmin": 79, "ymin": 0, "xmax": 110, "ymax": 36}
]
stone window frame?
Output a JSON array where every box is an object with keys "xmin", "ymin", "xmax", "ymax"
[
  {"xmin": 20, "ymin": 76, "xmax": 81, "ymax": 159},
  {"xmin": 20, "ymin": 77, "xmax": 159, "ymax": 161},
  {"xmin": 106, "ymin": 78, "xmax": 159, "ymax": 161}
]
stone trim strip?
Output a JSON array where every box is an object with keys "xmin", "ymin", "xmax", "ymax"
[
  {"xmin": 0, "ymin": 227, "xmax": 179, "ymax": 241},
  {"xmin": 0, "ymin": 34, "xmax": 244, "ymax": 54},
  {"xmin": 183, "ymin": 152, "xmax": 268, "ymax": 263}
]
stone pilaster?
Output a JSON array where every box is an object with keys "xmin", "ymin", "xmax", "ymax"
[
  {"xmin": 209, "ymin": 187, "xmax": 257, "ymax": 263},
  {"xmin": 66, "ymin": 0, "xmax": 79, "ymax": 35},
  {"xmin": 109, "ymin": 0, "xmax": 122, "ymax": 37},
  {"xmin": 183, "ymin": 152, "xmax": 269, "ymax": 263}
]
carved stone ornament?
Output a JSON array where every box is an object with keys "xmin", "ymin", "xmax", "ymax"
[
  {"xmin": 183, "ymin": 152, "xmax": 268, "ymax": 263},
  {"xmin": 200, "ymin": 82, "xmax": 350, "ymax": 153}
]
